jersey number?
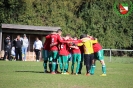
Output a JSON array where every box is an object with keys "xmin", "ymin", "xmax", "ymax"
[{"xmin": 61, "ymin": 45, "xmax": 64, "ymax": 48}]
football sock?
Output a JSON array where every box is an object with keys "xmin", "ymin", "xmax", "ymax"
[
  {"xmin": 59, "ymin": 63, "xmax": 63, "ymax": 72},
  {"xmin": 43, "ymin": 63, "xmax": 47, "ymax": 71},
  {"xmin": 64, "ymin": 63, "xmax": 68, "ymax": 73},
  {"xmin": 49, "ymin": 61, "xmax": 52, "ymax": 72},
  {"xmin": 78, "ymin": 62, "xmax": 82, "ymax": 73},
  {"xmin": 52, "ymin": 62, "xmax": 56, "ymax": 72},
  {"xmin": 43, "ymin": 61, "xmax": 47, "ymax": 70},
  {"xmin": 67, "ymin": 61, "xmax": 69, "ymax": 72},
  {"xmin": 71, "ymin": 63, "xmax": 74, "ymax": 73},
  {"xmin": 76, "ymin": 62, "xmax": 80, "ymax": 74},
  {"xmin": 55, "ymin": 64, "xmax": 58, "ymax": 72},
  {"xmin": 90, "ymin": 64, "xmax": 96, "ymax": 75},
  {"xmin": 102, "ymin": 65, "xmax": 106, "ymax": 74}
]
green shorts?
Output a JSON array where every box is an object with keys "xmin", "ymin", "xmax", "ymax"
[
  {"xmin": 42, "ymin": 50, "xmax": 49, "ymax": 61},
  {"xmin": 58, "ymin": 55, "xmax": 68, "ymax": 64},
  {"xmin": 94, "ymin": 50, "xmax": 104, "ymax": 61},
  {"xmin": 72, "ymin": 54, "xmax": 81, "ymax": 63},
  {"xmin": 49, "ymin": 51, "xmax": 58, "ymax": 61}
]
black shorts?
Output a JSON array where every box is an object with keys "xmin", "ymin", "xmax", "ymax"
[
  {"xmin": 84, "ymin": 53, "xmax": 94, "ymax": 65},
  {"xmin": 4, "ymin": 49, "xmax": 11, "ymax": 56}
]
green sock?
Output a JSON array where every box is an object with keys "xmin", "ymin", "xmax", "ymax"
[
  {"xmin": 49, "ymin": 62, "xmax": 52, "ymax": 72},
  {"xmin": 90, "ymin": 64, "xmax": 96, "ymax": 75},
  {"xmin": 63, "ymin": 63, "xmax": 68, "ymax": 73},
  {"xmin": 43, "ymin": 62, "xmax": 47, "ymax": 71},
  {"xmin": 55, "ymin": 64, "xmax": 58, "ymax": 72},
  {"xmin": 102, "ymin": 65, "xmax": 106, "ymax": 74},
  {"xmin": 59, "ymin": 63, "xmax": 63, "ymax": 72},
  {"xmin": 52, "ymin": 62, "xmax": 56, "ymax": 72},
  {"xmin": 67, "ymin": 62, "xmax": 69, "ymax": 72},
  {"xmin": 71, "ymin": 63, "xmax": 74, "ymax": 73},
  {"xmin": 76, "ymin": 62, "xmax": 80, "ymax": 74}
]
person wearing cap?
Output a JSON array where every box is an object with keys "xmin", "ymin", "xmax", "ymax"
[
  {"xmin": 21, "ymin": 34, "xmax": 29, "ymax": 61},
  {"xmin": 4, "ymin": 35, "xmax": 12, "ymax": 61}
]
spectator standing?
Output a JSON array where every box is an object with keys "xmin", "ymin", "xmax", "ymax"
[
  {"xmin": 33, "ymin": 37, "xmax": 43, "ymax": 62},
  {"xmin": 4, "ymin": 35, "xmax": 12, "ymax": 61},
  {"xmin": 22, "ymin": 34, "xmax": 29, "ymax": 61},
  {"xmin": 13, "ymin": 35, "xmax": 23, "ymax": 61}
]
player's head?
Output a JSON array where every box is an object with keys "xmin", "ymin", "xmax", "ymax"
[
  {"xmin": 64, "ymin": 35, "xmax": 69, "ymax": 40},
  {"xmin": 51, "ymin": 31, "xmax": 56, "ymax": 34},
  {"xmin": 6, "ymin": 35, "xmax": 10, "ymax": 39},
  {"xmin": 57, "ymin": 29, "xmax": 62, "ymax": 35},
  {"xmin": 17, "ymin": 35, "xmax": 20, "ymax": 40},
  {"xmin": 73, "ymin": 36, "xmax": 77, "ymax": 40},
  {"xmin": 80, "ymin": 34, "xmax": 87, "ymax": 39},
  {"xmin": 36, "ymin": 37, "xmax": 39, "ymax": 41}
]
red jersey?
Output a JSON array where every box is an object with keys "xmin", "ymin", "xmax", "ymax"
[
  {"xmin": 50, "ymin": 34, "xmax": 59, "ymax": 51},
  {"xmin": 49, "ymin": 34, "xmax": 69, "ymax": 51},
  {"xmin": 43, "ymin": 35, "xmax": 51, "ymax": 50},
  {"xmin": 66, "ymin": 38, "xmax": 73, "ymax": 54},
  {"xmin": 93, "ymin": 43, "xmax": 102, "ymax": 53},
  {"xmin": 59, "ymin": 38, "xmax": 69, "ymax": 56}
]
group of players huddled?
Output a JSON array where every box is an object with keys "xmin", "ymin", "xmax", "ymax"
[{"xmin": 43, "ymin": 29, "xmax": 106, "ymax": 76}]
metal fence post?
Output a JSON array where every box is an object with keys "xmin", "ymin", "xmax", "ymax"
[{"xmin": 109, "ymin": 48, "xmax": 111, "ymax": 62}]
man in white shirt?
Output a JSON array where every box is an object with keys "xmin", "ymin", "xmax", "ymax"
[{"xmin": 33, "ymin": 37, "xmax": 43, "ymax": 62}]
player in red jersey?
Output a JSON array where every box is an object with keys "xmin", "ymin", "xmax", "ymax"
[
  {"xmin": 49, "ymin": 29, "xmax": 69, "ymax": 74},
  {"xmin": 65, "ymin": 35, "xmax": 73, "ymax": 73},
  {"xmin": 69, "ymin": 37, "xmax": 81, "ymax": 75},
  {"xmin": 58, "ymin": 36, "xmax": 70, "ymax": 74},
  {"xmin": 43, "ymin": 34, "xmax": 51, "ymax": 73},
  {"xmin": 88, "ymin": 36, "xmax": 106, "ymax": 76}
]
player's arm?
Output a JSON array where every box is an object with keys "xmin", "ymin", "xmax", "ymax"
[
  {"xmin": 50, "ymin": 42, "xmax": 58, "ymax": 47},
  {"xmin": 77, "ymin": 43, "xmax": 83, "ymax": 46},
  {"xmin": 69, "ymin": 46, "xmax": 79, "ymax": 49},
  {"xmin": 45, "ymin": 34, "xmax": 51, "ymax": 38},
  {"xmin": 91, "ymin": 40, "xmax": 98, "ymax": 44},
  {"xmin": 57, "ymin": 35, "xmax": 69, "ymax": 43}
]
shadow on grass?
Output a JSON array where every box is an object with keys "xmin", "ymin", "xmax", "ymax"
[
  {"xmin": 15, "ymin": 71, "xmax": 44, "ymax": 73},
  {"xmin": 15, "ymin": 71, "xmax": 61, "ymax": 74}
]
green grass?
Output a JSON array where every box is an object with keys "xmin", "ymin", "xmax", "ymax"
[{"xmin": 0, "ymin": 57, "xmax": 133, "ymax": 88}]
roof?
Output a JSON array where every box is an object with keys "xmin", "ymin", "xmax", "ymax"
[{"xmin": 1, "ymin": 24, "xmax": 60, "ymax": 31}]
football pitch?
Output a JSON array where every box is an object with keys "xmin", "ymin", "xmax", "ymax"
[{"xmin": 0, "ymin": 57, "xmax": 133, "ymax": 88}]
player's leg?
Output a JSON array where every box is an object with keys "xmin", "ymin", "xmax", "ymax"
[
  {"xmin": 78, "ymin": 53, "xmax": 84, "ymax": 74},
  {"xmin": 49, "ymin": 58, "xmax": 52, "ymax": 72},
  {"xmin": 90, "ymin": 53, "xmax": 97, "ymax": 75},
  {"xmin": 51, "ymin": 51, "xmax": 58, "ymax": 74},
  {"xmin": 63, "ymin": 55, "xmax": 68, "ymax": 74},
  {"xmin": 71, "ymin": 54, "xmax": 76, "ymax": 74},
  {"xmin": 55, "ymin": 53, "xmax": 59, "ymax": 73},
  {"xmin": 48, "ymin": 51, "xmax": 52, "ymax": 72},
  {"xmin": 58, "ymin": 56, "xmax": 63, "ymax": 73},
  {"xmin": 66, "ymin": 54, "xmax": 71, "ymax": 73},
  {"xmin": 84, "ymin": 54, "xmax": 91, "ymax": 75},
  {"xmin": 98, "ymin": 50, "xmax": 106, "ymax": 76},
  {"xmin": 76, "ymin": 54, "xmax": 81, "ymax": 75},
  {"xmin": 43, "ymin": 50, "xmax": 49, "ymax": 73}
]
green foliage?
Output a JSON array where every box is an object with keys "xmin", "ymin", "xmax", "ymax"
[{"xmin": 0, "ymin": 0, "xmax": 133, "ymax": 49}]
